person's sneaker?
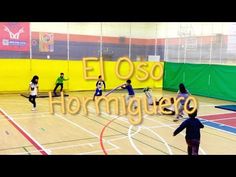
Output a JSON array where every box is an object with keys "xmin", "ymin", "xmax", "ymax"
[
  {"xmin": 173, "ymin": 116, "xmax": 179, "ymax": 122},
  {"xmin": 31, "ymin": 108, "xmax": 36, "ymax": 111}
]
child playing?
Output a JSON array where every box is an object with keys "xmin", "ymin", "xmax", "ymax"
[
  {"xmin": 143, "ymin": 87, "xmax": 156, "ymax": 105},
  {"xmin": 174, "ymin": 83, "xmax": 190, "ymax": 121},
  {"xmin": 53, "ymin": 73, "xmax": 69, "ymax": 96},
  {"xmin": 143, "ymin": 88, "xmax": 175, "ymax": 115},
  {"xmin": 121, "ymin": 79, "xmax": 137, "ymax": 108},
  {"xmin": 29, "ymin": 75, "xmax": 39, "ymax": 111},
  {"xmin": 173, "ymin": 108, "xmax": 204, "ymax": 155},
  {"xmin": 93, "ymin": 75, "xmax": 106, "ymax": 101},
  {"xmin": 162, "ymin": 97, "xmax": 175, "ymax": 115}
]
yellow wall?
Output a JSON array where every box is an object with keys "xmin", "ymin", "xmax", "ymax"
[
  {"xmin": 31, "ymin": 60, "xmax": 69, "ymax": 91},
  {"xmin": 0, "ymin": 59, "xmax": 163, "ymax": 92},
  {"xmin": 0, "ymin": 59, "xmax": 31, "ymax": 92}
]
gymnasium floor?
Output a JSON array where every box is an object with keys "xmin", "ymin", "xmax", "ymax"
[{"xmin": 0, "ymin": 89, "xmax": 236, "ymax": 155}]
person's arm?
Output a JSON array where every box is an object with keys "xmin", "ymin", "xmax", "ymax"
[
  {"xmin": 173, "ymin": 120, "xmax": 188, "ymax": 136},
  {"xmin": 144, "ymin": 91, "xmax": 148, "ymax": 97},
  {"xmin": 96, "ymin": 81, "xmax": 99, "ymax": 87},
  {"xmin": 37, "ymin": 85, "xmax": 39, "ymax": 96},
  {"xmin": 198, "ymin": 119, "xmax": 204, "ymax": 128},
  {"xmin": 121, "ymin": 84, "xmax": 126, "ymax": 89},
  {"xmin": 103, "ymin": 81, "xmax": 106, "ymax": 90}
]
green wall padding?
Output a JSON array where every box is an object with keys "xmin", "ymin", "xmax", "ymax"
[{"xmin": 163, "ymin": 62, "xmax": 236, "ymax": 102}]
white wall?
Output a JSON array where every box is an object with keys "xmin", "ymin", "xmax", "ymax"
[
  {"xmin": 101, "ymin": 23, "xmax": 130, "ymax": 37},
  {"xmin": 68, "ymin": 23, "xmax": 101, "ymax": 35},
  {"xmin": 31, "ymin": 22, "xmax": 68, "ymax": 33},
  {"xmin": 130, "ymin": 23, "xmax": 157, "ymax": 39},
  {"xmin": 30, "ymin": 22, "xmax": 235, "ymax": 38}
]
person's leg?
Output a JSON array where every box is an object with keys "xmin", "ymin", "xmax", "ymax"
[
  {"xmin": 93, "ymin": 89, "xmax": 100, "ymax": 101},
  {"xmin": 147, "ymin": 97, "xmax": 153, "ymax": 105},
  {"xmin": 32, "ymin": 96, "xmax": 36, "ymax": 108},
  {"xmin": 93, "ymin": 91, "xmax": 97, "ymax": 101},
  {"xmin": 175, "ymin": 104, "xmax": 184, "ymax": 119},
  {"xmin": 126, "ymin": 95, "xmax": 131, "ymax": 105},
  {"xmin": 192, "ymin": 139, "xmax": 200, "ymax": 155},
  {"xmin": 53, "ymin": 84, "xmax": 60, "ymax": 94},
  {"xmin": 29, "ymin": 95, "xmax": 33, "ymax": 105},
  {"xmin": 186, "ymin": 139, "xmax": 193, "ymax": 155},
  {"xmin": 60, "ymin": 83, "xmax": 63, "ymax": 92},
  {"xmin": 188, "ymin": 146, "xmax": 192, "ymax": 155},
  {"xmin": 179, "ymin": 104, "xmax": 184, "ymax": 116},
  {"xmin": 29, "ymin": 95, "xmax": 36, "ymax": 110},
  {"xmin": 93, "ymin": 94, "xmax": 96, "ymax": 101},
  {"xmin": 129, "ymin": 95, "xmax": 137, "ymax": 109}
]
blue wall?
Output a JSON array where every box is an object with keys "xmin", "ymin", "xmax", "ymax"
[{"xmin": 0, "ymin": 41, "xmax": 165, "ymax": 60}]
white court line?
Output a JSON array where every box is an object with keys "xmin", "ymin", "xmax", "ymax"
[
  {"xmin": 199, "ymin": 104, "xmax": 216, "ymax": 107},
  {"xmin": 143, "ymin": 123, "xmax": 179, "ymax": 129},
  {"xmin": 143, "ymin": 115, "xmax": 207, "ymax": 155},
  {"xmin": 0, "ymin": 115, "xmax": 46, "ymax": 122},
  {"xmin": 0, "ymin": 101, "xmax": 49, "ymax": 107},
  {"xmin": 9, "ymin": 137, "xmax": 122, "ymax": 155},
  {"xmin": 111, "ymin": 114, "xmax": 174, "ymax": 155},
  {"xmin": 89, "ymin": 106, "xmax": 174, "ymax": 155},
  {"xmin": 88, "ymin": 106, "xmax": 145, "ymax": 153},
  {"xmin": 108, "ymin": 126, "xmax": 141, "ymax": 142},
  {"xmin": 46, "ymin": 141, "xmax": 99, "ymax": 151},
  {"xmin": 87, "ymin": 107, "xmax": 130, "ymax": 145},
  {"xmin": 54, "ymin": 113, "xmax": 119, "ymax": 152},
  {"xmin": 87, "ymin": 106, "xmax": 130, "ymax": 124},
  {"xmin": 12, "ymin": 147, "xmax": 117, "ymax": 155},
  {"xmin": 12, "ymin": 152, "xmax": 39, "ymax": 155},
  {"xmin": 78, "ymin": 148, "xmax": 118, "ymax": 155},
  {"xmin": 200, "ymin": 124, "xmax": 236, "ymax": 136},
  {"xmin": 19, "ymin": 141, "xmax": 102, "ymax": 154},
  {"xmin": 0, "ymin": 110, "xmax": 123, "ymax": 155},
  {"xmin": 55, "ymin": 113, "xmax": 99, "ymax": 138},
  {"xmin": 128, "ymin": 125, "xmax": 143, "ymax": 155},
  {"xmin": 10, "ymin": 136, "xmax": 122, "ymax": 155},
  {"xmin": 0, "ymin": 108, "xmax": 50, "ymax": 155},
  {"xmin": 143, "ymin": 126, "xmax": 173, "ymax": 155},
  {"xmin": 0, "ymin": 113, "xmax": 55, "ymax": 122},
  {"xmin": 198, "ymin": 116, "xmax": 236, "ymax": 135},
  {"xmin": 9, "ymin": 112, "xmax": 51, "ymax": 116}
]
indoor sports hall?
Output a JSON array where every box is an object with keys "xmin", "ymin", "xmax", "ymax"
[{"xmin": 0, "ymin": 22, "xmax": 235, "ymax": 155}]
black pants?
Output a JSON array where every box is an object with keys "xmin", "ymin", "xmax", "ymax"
[
  {"xmin": 186, "ymin": 139, "xmax": 200, "ymax": 155},
  {"xmin": 53, "ymin": 83, "xmax": 63, "ymax": 94},
  {"xmin": 29, "ymin": 95, "xmax": 36, "ymax": 108}
]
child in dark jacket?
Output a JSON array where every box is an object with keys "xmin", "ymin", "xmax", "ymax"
[{"xmin": 173, "ymin": 108, "xmax": 204, "ymax": 155}]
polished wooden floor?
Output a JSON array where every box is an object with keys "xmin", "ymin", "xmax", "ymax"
[{"xmin": 0, "ymin": 89, "xmax": 235, "ymax": 155}]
